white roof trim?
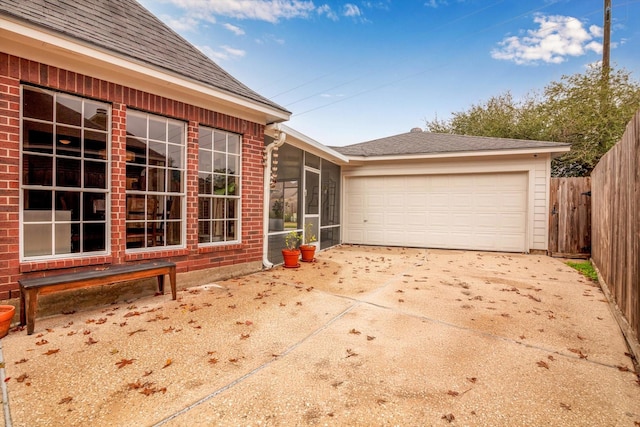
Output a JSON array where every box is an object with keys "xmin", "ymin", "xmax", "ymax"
[
  {"xmin": 1, "ymin": 17, "xmax": 290, "ymax": 124},
  {"xmin": 341, "ymin": 145, "xmax": 571, "ymax": 162},
  {"xmin": 268, "ymin": 124, "xmax": 350, "ymax": 165}
]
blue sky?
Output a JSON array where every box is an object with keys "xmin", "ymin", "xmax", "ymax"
[{"xmin": 137, "ymin": 0, "xmax": 640, "ymax": 146}]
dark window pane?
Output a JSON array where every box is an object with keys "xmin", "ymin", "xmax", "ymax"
[
  {"xmin": 126, "ymin": 164, "xmax": 145, "ymax": 190},
  {"xmin": 23, "ymin": 87, "xmax": 53, "ymax": 121},
  {"xmin": 83, "ymin": 223, "xmax": 106, "ymax": 251},
  {"xmin": 166, "ymin": 221, "xmax": 181, "ymax": 245},
  {"xmin": 56, "ymin": 158, "xmax": 81, "ymax": 187},
  {"xmin": 228, "ymin": 154, "xmax": 239, "ymax": 175},
  {"xmin": 198, "ymin": 197, "xmax": 211, "ymax": 220},
  {"xmin": 56, "ymin": 96, "xmax": 82, "ymax": 126},
  {"xmin": 198, "ymin": 173, "xmax": 212, "ymax": 195},
  {"xmin": 305, "ymin": 152, "xmax": 321, "ymax": 169},
  {"xmin": 169, "ymin": 170, "xmax": 182, "ymax": 193},
  {"xmin": 148, "ymin": 167, "xmax": 165, "ymax": 192},
  {"xmin": 168, "ymin": 143, "xmax": 182, "ymax": 168},
  {"xmin": 227, "ymin": 176, "xmax": 237, "ymax": 196},
  {"xmin": 84, "ymin": 161, "xmax": 106, "ymax": 189},
  {"xmin": 85, "ymin": 131, "xmax": 107, "ymax": 159},
  {"xmin": 56, "ymin": 126, "xmax": 81, "ymax": 157},
  {"xmin": 167, "ymin": 196, "xmax": 181, "ymax": 220},
  {"xmin": 23, "ymin": 120, "xmax": 53, "ymax": 154},
  {"xmin": 213, "ymin": 152, "xmax": 225, "ymax": 171},
  {"xmin": 149, "ymin": 141, "xmax": 166, "ymax": 166},
  {"xmin": 54, "ymin": 222, "xmax": 78, "ymax": 255},
  {"xmin": 23, "ymin": 154, "xmax": 53, "ymax": 186},
  {"xmin": 83, "ymin": 193, "xmax": 106, "ymax": 221},
  {"xmin": 321, "ymin": 160, "xmax": 341, "ymax": 226},
  {"xmin": 56, "ymin": 191, "xmax": 80, "ymax": 221},
  {"xmin": 198, "ymin": 221, "xmax": 211, "ymax": 243},
  {"xmin": 23, "ymin": 189, "xmax": 52, "ymax": 215},
  {"xmin": 126, "ymin": 137, "xmax": 147, "ymax": 165}
]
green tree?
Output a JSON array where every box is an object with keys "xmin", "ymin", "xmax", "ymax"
[{"xmin": 425, "ymin": 65, "xmax": 640, "ymax": 176}]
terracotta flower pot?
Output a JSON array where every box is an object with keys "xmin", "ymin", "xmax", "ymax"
[
  {"xmin": 0, "ymin": 305, "xmax": 16, "ymax": 338},
  {"xmin": 282, "ymin": 249, "xmax": 300, "ymax": 268},
  {"xmin": 299, "ymin": 245, "xmax": 316, "ymax": 262}
]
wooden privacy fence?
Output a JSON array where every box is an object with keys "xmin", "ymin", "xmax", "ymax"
[
  {"xmin": 591, "ymin": 108, "xmax": 640, "ymax": 349},
  {"xmin": 548, "ymin": 177, "xmax": 591, "ymax": 258}
]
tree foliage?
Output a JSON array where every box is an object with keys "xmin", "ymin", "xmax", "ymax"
[{"xmin": 425, "ymin": 65, "xmax": 640, "ymax": 176}]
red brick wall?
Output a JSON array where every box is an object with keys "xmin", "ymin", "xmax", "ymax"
[{"xmin": 0, "ymin": 53, "xmax": 266, "ymax": 299}]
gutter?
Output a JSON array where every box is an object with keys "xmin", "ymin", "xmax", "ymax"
[{"xmin": 262, "ymin": 124, "xmax": 287, "ymax": 269}]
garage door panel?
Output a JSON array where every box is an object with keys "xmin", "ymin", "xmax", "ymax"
[{"xmin": 345, "ymin": 173, "xmax": 527, "ymax": 252}]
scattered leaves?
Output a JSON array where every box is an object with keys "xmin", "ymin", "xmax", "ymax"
[
  {"xmin": 128, "ymin": 329, "xmax": 147, "ymax": 337},
  {"xmin": 536, "ymin": 361, "xmax": 549, "ymax": 369},
  {"xmin": 85, "ymin": 337, "xmax": 98, "ymax": 345},
  {"xmin": 43, "ymin": 349, "xmax": 60, "ymax": 356},
  {"xmin": 14, "ymin": 358, "xmax": 28, "ymax": 365},
  {"xmin": 16, "ymin": 374, "xmax": 29, "ymax": 383},
  {"xmin": 346, "ymin": 349, "xmax": 358, "ymax": 358},
  {"xmin": 58, "ymin": 396, "xmax": 73, "ymax": 404},
  {"xmin": 115, "ymin": 358, "xmax": 135, "ymax": 369},
  {"xmin": 349, "ymin": 329, "xmax": 361, "ymax": 335},
  {"xmin": 560, "ymin": 402, "xmax": 572, "ymax": 411},
  {"xmin": 35, "ymin": 339, "xmax": 48, "ymax": 346},
  {"xmin": 442, "ymin": 413, "xmax": 455, "ymax": 423},
  {"xmin": 162, "ymin": 359, "xmax": 172, "ymax": 369}
]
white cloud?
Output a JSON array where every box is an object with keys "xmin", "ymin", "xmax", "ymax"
[
  {"xmin": 223, "ymin": 23, "xmax": 245, "ymax": 35},
  {"xmin": 160, "ymin": 14, "xmax": 202, "ymax": 32},
  {"xmin": 317, "ymin": 4, "xmax": 338, "ymax": 21},
  {"xmin": 343, "ymin": 4, "xmax": 362, "ymax": 17},
  {"xmin": 197, "ymin": 44, "xmax": 246, "ymax": 63},
  {"xmin": 424, "ymin": 0, "xmax": 448, "ymax": 8},
  {"xmin": 491, "ymin": 14, "xmax": 604, "ymax": 65},
  {"xmin": 164, "ymin": 0, "xmax": 316, "ymax": 23}
]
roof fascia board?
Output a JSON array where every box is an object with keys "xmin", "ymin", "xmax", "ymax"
[
  {"xmin": 343, "ymin": 146, "xmax": 571, "ymax": 162},
  {"xmin": 1, "ymin": 17, "xmax": 290, "ymax": 124},
  {"xmin": 268, "ymin": 124, "xmax": 350, "ymax": 165}
]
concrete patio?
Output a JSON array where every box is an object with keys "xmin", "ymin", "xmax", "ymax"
[{"xmin": 1, "ymin": 246, "xmax": 638, "ymax": 426}]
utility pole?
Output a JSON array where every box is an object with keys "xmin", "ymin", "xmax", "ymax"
[{"xmin": 602, "ymin": 0, "xmax": 611, "ymax": 75}]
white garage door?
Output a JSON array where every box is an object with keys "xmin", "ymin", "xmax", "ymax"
[{"xmin": 344, "ymin": 173, "xmax": 527, "ymax": 252}]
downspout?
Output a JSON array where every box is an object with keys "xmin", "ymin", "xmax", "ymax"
[{"xmin": 262, "ymin": 123, "xmax": 287, "ymax": 269}]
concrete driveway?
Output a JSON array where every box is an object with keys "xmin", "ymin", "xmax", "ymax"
[{"xmin": 1, "ymin": 246, "xmax": 638, "ymax": 426}]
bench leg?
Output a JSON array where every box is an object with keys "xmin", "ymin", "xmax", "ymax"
[
  {"xmin": 23, "ymin": 289, "xmax": 39, "ymax": 335},
  {"xmin": 157, "ymin": 274, "xmax": 165, "ymax": 295},
  {"xmin": 169, "ymin": 267, "xmax": 177, "ymax": 300},
  {"xmin": 20, "ymin": 288, "xmax": 26, "ymax": 326}
]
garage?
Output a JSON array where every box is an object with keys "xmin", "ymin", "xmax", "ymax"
[
  {"xmin": 335, "ymin": 129, "xmax": 570, "ymax": 254},
  {"xmin": 344, "ymin": 172, "xmax": 528, "ymax": 252}
]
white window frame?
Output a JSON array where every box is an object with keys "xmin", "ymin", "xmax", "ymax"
[
  {"xmin": 125, "ymin": 110, "xmax": 186, "ymax": 251},
  {"xmin": 19, "ymin": 85, "xmax": 111, "ymax": 261},
  {"xmin": 197, "ymin": 126, "xmax": 242, "ymax": 246}
]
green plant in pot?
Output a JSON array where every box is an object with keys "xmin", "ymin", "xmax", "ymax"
[
  {"xmin": 300, "ymin": 223, "xmax": 317, "ymax": 262},
  {"xmin": 282, "ymin": 230, "xmax": 301, "ymax": 268}
]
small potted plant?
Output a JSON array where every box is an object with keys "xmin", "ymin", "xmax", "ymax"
[
  {"xmin": 300, "ymin": 223, "xmax": 317, "ymax": 262},
  {"xmin": 282, "ymin": 230, "xmax": 301, "ymax": 268}
]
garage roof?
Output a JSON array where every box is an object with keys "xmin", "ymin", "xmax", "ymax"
[
  {"xmin": 333, "ymin": 129, "xmax": 570, "ymax": 158},
  {"xmin": 0, "ymin": 0, "xmax": 289, "ymax": 116}
]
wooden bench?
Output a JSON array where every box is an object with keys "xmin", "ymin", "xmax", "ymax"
[{"xmin": 19, "ymin": 261, "xmax": 176, "ymax": 335}]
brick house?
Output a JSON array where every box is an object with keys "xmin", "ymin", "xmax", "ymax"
[{"xmin": 0, "ymin": 0, "xmax": 320, "ymax": 304}]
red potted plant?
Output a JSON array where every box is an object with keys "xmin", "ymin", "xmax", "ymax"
[
  {"xmin": 282, "ymin": 230, "xmax": 301, "ymax": 268},
  {"xmin": 300, "ymin": 223, "xmax": 317, "ymax": 262}
]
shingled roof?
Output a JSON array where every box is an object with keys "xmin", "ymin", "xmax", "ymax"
[
  {"xmin": 333, "ymin": 129, "xmax": 570, "ymax": 157},
  {"xmin": 0, "ymin": 0, "xmax": 289, "ymax": 115}
]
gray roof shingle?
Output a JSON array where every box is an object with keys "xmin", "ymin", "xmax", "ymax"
[
  {"xmin": 0, "ymin": 0, "xmax": 289, "ymax": 115},
  {"xmin": 333, "ymin": 130, "xmax": 570, "ymax": 157}
]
